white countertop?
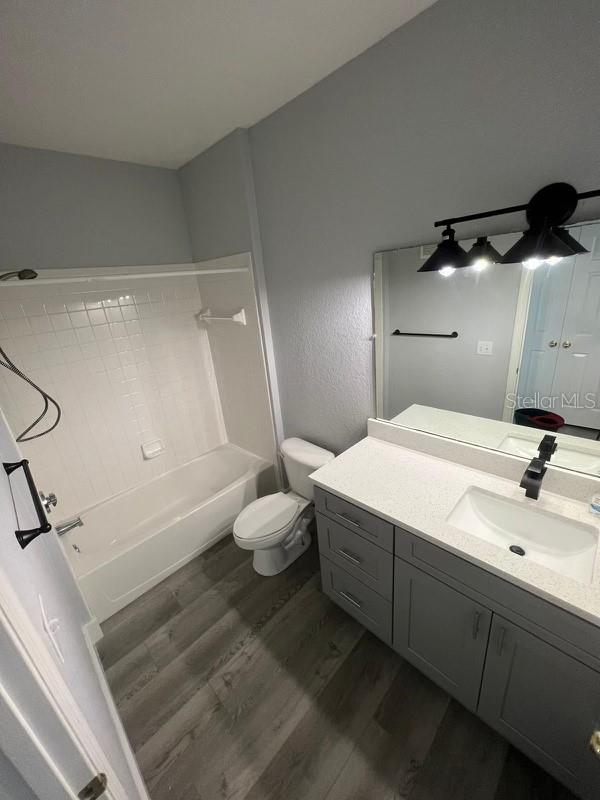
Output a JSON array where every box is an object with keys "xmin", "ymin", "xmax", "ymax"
[
  {"xmin": 311, "ymin": 435, "xmax": 600, "ymax": 626},
  {"xmin": 390, "ymin": 405, "xmax": 600, "ymax": 475}
]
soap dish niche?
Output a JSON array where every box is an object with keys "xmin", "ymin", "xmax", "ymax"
[{"xmin": 141, "ymin": 440, "xmax": 164, "ymax": 460}]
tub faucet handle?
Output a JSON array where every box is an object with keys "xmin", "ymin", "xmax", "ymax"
[{"xmin": 40, "ymin": 491, "xmax": 58, "ymax": 514}]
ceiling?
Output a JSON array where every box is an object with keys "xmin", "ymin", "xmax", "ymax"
[{"xmin": 0, "ymin": 0, "xmax": 436, "ymax": 168}]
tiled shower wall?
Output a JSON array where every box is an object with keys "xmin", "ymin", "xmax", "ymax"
[{"xmin": 0, "ymin": 274, "xmax": 226, "ymax": 519}]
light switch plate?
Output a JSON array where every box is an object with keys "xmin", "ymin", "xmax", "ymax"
[{"xmin": 477, "ymin": 341, "xmax": 493, "ymax": 355}]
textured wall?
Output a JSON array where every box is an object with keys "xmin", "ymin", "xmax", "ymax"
[
  {"xmin": 249, "ymin": 0, "xmax": 600, "ymax": 453},
  {"xmin": 178, "ymin": 129, "xmax": 254, "ymax": 262},
  {"xmin": 0, "ymin": 142, "xmax": 192, "ymax": 269}
]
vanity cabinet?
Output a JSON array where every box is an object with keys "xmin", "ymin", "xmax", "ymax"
[
  {"xmin": 393, "ymin": 559, "xmax": 491, "ymax": 711},
  {"xmin": 479, "ymin": 616, "xmax": 600, "ymax": 799},
  {"xmin": 314, "ymin": 486, "xmax": 600, "ymax": 799}
]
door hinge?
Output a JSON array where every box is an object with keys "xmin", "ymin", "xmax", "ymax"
[{"xmin": 78, "ymin": 774, "xmax": 107, "ymax": 800}]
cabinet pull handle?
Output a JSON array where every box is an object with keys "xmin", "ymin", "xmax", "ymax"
[
  {"xmin": 339, "ymin": 590, "xmax": 362, "ymax": 609},
  {"xmin": 338, "ymin": 511, "xmax": 361, "ymax": 528},
  {"xmin": 472, "ymin": 611, "xmax": 482, "ymax": 640},
  {"xmin": 590, "ymin": 731, "xmax": 600, "ymax": 758},
  {"xmin": 338, "ymin": 548, "xmax": 362, "ymax": 565},
  {"xmin": 497, "ymin": 626, "xmax": 507, "ymax": 656}
]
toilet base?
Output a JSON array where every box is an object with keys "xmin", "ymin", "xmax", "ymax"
[{"xmin": 252, "ymin": 531, "xmax": 312, "ymax": 576}]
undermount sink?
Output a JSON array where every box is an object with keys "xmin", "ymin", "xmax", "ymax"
[
  {"xmin": 447, "ymin": 487, "xmax": 598, "ymax": 584},
  {"xmin": 499, "ymin": 435, "xmax": 600, "ymax": 475}
]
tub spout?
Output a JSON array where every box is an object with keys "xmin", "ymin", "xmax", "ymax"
[{"xmin": 55, "ymin": 516, "xmax": 83, "ymax": 536}]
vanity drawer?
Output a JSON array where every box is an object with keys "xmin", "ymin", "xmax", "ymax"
[
  {"xmin": 314, "ymin": 487, "xmax": 394, "ymax": 553},
  {"xmin": 320, "ymin": 555, "xmax": 392, "ymax": 644},
  {"xmin": 316, "ymin": 513, "xmax": 393, "ymax": 600}
]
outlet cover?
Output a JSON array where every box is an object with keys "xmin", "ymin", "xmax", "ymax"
[{"xmin": 477, "ymin": 341, "xmax": 493, "ymax": 356}]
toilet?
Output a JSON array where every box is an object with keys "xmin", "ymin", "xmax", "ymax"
[{"xmin": 233, "ymin": 437, "xmax": 334, "ymax": 575}]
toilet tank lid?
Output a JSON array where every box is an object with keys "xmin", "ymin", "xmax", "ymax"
[{"xmin": 280, "ymin": 438, "xmax": 334, "ymax": 469}]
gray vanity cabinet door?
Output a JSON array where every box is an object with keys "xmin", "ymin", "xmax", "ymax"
[
  {"xmin": 479, "ymin": 615, "xmax": 600, "ymax": 800},
  {"xmin": 393, "ymin": 559, "xmax": 492, "ymax": 711}
]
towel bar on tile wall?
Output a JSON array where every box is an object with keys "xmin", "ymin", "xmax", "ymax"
[{"xmin": 391, "ymin": 330, "xmax": 458, "ymax": 338}]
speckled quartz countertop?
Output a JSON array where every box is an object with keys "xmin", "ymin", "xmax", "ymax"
[{"xmin": 310, "ymin": 436, "xmax": 600, "ymax": 626}]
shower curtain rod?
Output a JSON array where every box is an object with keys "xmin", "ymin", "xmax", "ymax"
[{"xmin": 0, "ymin": 267, "xmax": 249, "ymax": 286}]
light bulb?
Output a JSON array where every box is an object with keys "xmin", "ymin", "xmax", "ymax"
[
  {"xmin": 523, "ymin": 258, "xmax": 544, "ymax": 270},
  {"xmin": 545, "ymin": 256, "xmax": 563, "ymax": 266},
  {"xmin": 471, "ymin": 258, "xmax": 489, "ymax": 272},
  {"xmin": 439, "ymin": 266, "xmax": 455, "ymax": 277}
]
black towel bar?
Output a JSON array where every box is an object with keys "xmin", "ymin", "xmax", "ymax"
[
  {"xmin": 391, "ymin": 330, "xmax": 458, "ymax": 338},
  {"xmin": 4, "ymin": 459, "xmax": 52, "ymax": 549}
]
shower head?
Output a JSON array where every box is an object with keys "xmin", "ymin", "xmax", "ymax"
[{"xmin": 0, "ymin": 269, "xmax": 38, "ymax": 281}]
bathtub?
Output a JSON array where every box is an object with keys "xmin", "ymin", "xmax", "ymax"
[{"xmin": 61, "ymin": 444, "xmax": 272, "ymax": 625}]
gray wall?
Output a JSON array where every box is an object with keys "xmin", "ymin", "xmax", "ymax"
[
  {"xmin": 0, "ymin": 143, "xmax": 192, "ymax": 269},
  {"xmin": 178, "ymin": 129, "xmax": 254, "ymax": 261},
  {"xmin": 249, "ymin": 0, "xmax": 600, "ymax": 453}
]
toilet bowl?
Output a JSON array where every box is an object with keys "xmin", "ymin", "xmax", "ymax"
[{"xmin": 233, "ymin": 438, "xmax": 334, "ymax": 575}]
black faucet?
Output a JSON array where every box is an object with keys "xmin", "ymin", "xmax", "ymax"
[{"xmin": 519, "ymin": 435, "xmax": 557, "ymax": 500}]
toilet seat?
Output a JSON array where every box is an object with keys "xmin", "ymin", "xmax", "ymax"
[{"xmin": 233, "ymin": 491, "xmax": 309, "ymax": 547}]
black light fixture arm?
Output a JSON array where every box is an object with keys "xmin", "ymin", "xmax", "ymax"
[{"xmin": 434, "ymin": 188, "xmax": 600, "ymax": 229}]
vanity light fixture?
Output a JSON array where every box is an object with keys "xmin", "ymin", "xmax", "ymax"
[
  {"xmin": 501, "ymin": 226, "xmax": 575, "ymax": 268},
  {"xmin": 501, "ymin": 184, "xmax": 581, "ymax": 267},
  {"xmin": 552, "ymin": 226, "xmax": 589, "ymax": 255},
  {"xmin": 421, "ymin": 182, "xmax": 600, "ymax": 274},
  {"xmin": 418, "ymin": 225, "xmax": 470, "ymax": 274},
  {"xmin": 467, "ymin": 237, "xmax": 502, "ymax": 271}
]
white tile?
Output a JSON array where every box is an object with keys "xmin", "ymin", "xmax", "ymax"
[
  {"xmin": 69, "ymin": 311, "xmax": 90, "ymax": 328},
  {"xmin": 44, "ymin": 300, "xmax": 67, "ymax": 315},
  {"xmin": 84, "ymin": 296, "xmax": 104, "ymax": 310},
  {"xmin": 65, "ymin": 297, "xmax": 86, "ymax": 312},
  {"xmin": 88, "ymin": 309, "xmax": 107, "ymax": 326},
  {"xmin": 0, "ymin": 302, "xmax": 24, "ymax": 320},
  {"xmin": 51, "ymin": 313, "xmax": 72, "ymax": 331},
  {"xmin": 102, "ymin": 354, "xmax": 120, "ymax": 372},
  {"xmin": 93, "ymin": 324, "xmax": 111, "ymax": 341},
  {"xmin": 105, "ymin": 306, "xmax": 123, "ymax": 323},
  {"xmin": 56, "ymin": 329, "xmax": 78, "ymax": 347},
  {"xmin": 75, "ymin": 326, "xmax": 95, "ymax": 344},
  {"xmin": 29, "ymin": 315, "xmax": 53, "ymax": 334},
  {"xmin": 109, "ymin": 322, "xmax": 126, "ymax": 339},
  {"xmin": 121, "ymin": 305, "xmax": 138, "ymax": 321},
  {"xmin": 98, "ymin": 338, "xmax": 117, "ymax": 356},
  {"xmin": 7, "ymin": 317, "xmax": 32, "ymax": 337},
  {"xmin": 80, "ymin": 341, "xmax": 100, "ymax": 359},
  {"xmin": 62, "ymin": 345, "xmax": 82, "ymax": 363},
  {"xmin": 8, "ymin": 276, "xmax": 231, "ymax": 519},
  {"xmin": 21, "ymin": 301, "xmax": 46, "ymax": 316}
]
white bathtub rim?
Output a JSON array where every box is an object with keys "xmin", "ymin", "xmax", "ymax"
[
  {"xmin": 55, "ymin": 442, "xmax": 271, "ymax": 527},
  {"xmin": 67, "ymin": 449, "xmax": 272, "ymax": 578}
]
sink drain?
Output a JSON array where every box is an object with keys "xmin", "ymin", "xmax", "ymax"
[{"xmin": 509, "ymin": 544, "xmax": 526, "ymax": 556}]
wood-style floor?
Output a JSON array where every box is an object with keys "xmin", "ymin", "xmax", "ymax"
[{"xmin": 98, "ymin": 536, "xmax": 577, "ymax": 800}]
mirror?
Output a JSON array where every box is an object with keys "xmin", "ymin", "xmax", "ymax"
[{"xmin": 373, "ymin": 220, "xmax": 600, "ymax": 477}]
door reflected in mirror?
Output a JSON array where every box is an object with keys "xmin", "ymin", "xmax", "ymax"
[{"xmin": 373, "ymin": 221, "xmax": 600, "ymax": 477}]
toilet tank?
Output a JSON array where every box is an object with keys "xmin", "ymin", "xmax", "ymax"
[{"xmin": 280, "ymin": 438, "xmax": 335, "ymax": 500}]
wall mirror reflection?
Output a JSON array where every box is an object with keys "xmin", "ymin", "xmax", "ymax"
[{"xmin": 373, "ymin": 221, "xmax": 600, "ymax": 477}]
